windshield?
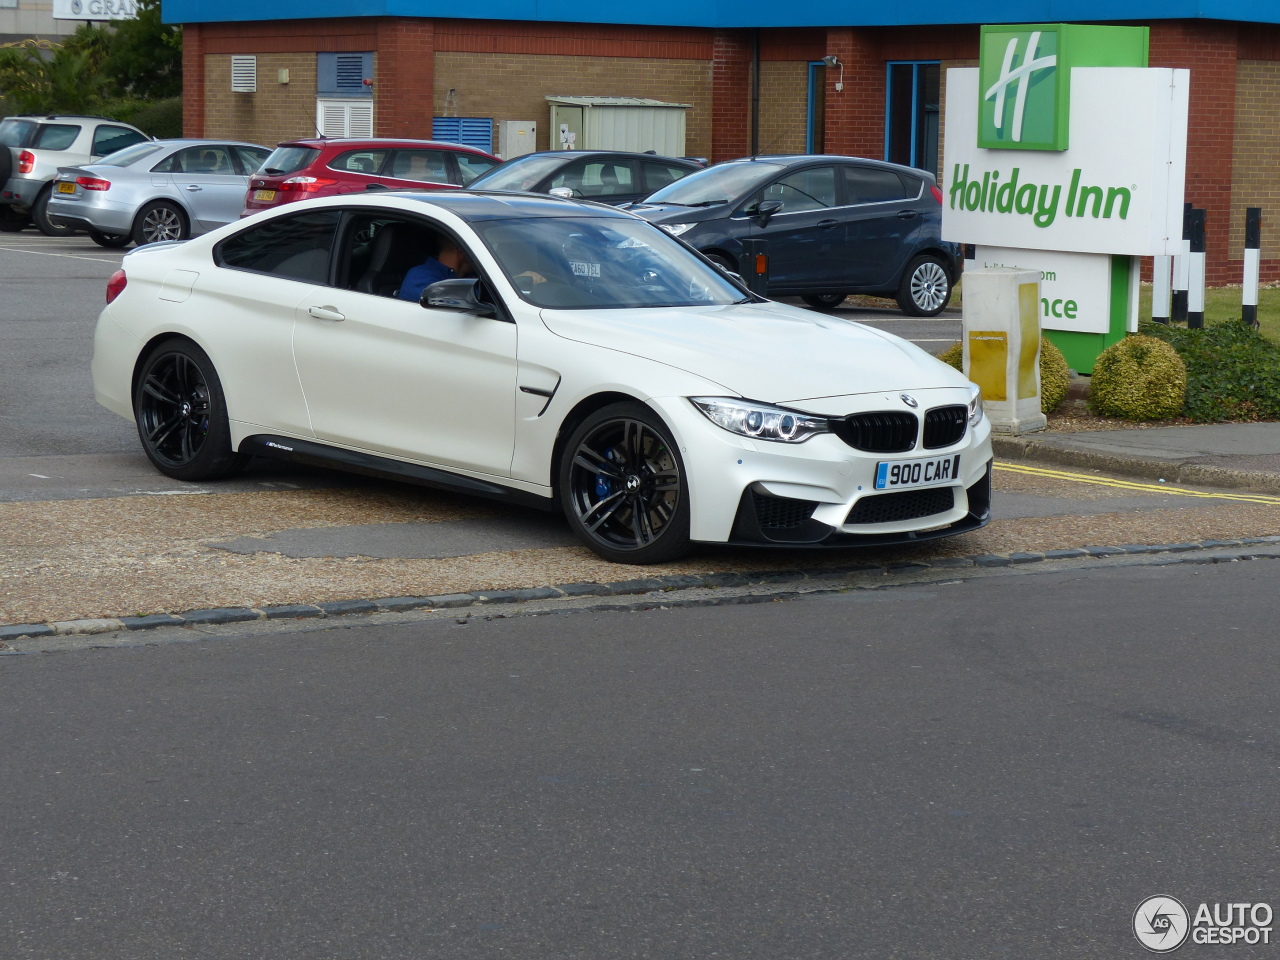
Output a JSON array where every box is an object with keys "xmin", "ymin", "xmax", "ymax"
[
  {"xmin": 643, "ymin": 161, "xmax": 782, "ymax": 206},
  {"xmin": 258, "ymin": 145, "xmax": 319, "ymax": 176},
  {"xmin": 473, "ymin": 216, "xmax": 746, "ymax": 310},
  {"xmin": 97, "ymin": 142, "xmax": 164, "ymax": 167},
  {"xmin": 0, "ymin": 118, "xmax": 36, "ymax": 147},
  {"xmin": 467, "ymin": 155, "xmax": 568, "ymax": 192}
]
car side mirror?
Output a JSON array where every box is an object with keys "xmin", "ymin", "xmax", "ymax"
[
  {"xmin": 756, "ymin": 200, "xmax": 783, "ymax": 225},
  {"xmin": 420, "ymin": 278, "xmax": 496, "ymax": 317},
  {"xmin": 548, "ymin": 187, "xmax": 574, "ymax": 199}
]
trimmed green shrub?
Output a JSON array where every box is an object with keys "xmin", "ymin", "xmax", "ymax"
[
  {"xmin": 1089, "ymin": 334, "xmax": 1186, "ymax": 420},
  {"xmin": 937, "ymin": 336, "xmax": 1069, "ymax": 414},
  {"xmin": 1141, "ymin": 319, "xmax": 1280, "ymax": 422},
  {"xmin": 100, "ymin": 96, "xmax": 182, "ymax": 138}
]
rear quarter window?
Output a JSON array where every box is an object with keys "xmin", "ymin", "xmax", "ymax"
[
  {"xmin": 33, "ymin": 124, "xmax": 81, "ymax": 151},
  {"xmin": 216, "ymin": 210, "xmax": 341, "ymax": 285}
]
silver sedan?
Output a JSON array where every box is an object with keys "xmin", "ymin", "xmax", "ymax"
[{"xmin": 45, "ymin": 138, "xmax": 271, "ymax": 248}]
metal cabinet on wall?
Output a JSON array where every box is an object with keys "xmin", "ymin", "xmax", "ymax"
[{"xmin": 545, "ymin": 97, "xmax": 688, "ymax": 156}]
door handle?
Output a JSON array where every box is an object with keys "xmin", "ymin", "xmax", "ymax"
[
  {"xmin": 185, "ymin": 184, "xmax": 202, "ymax": 192},
  {"xmin": 817, "ymin": 219, "xmax": 840, "ymax": 229},
  {"xmin": 896, "ymin": 210, "xmax": 919, "ymax": 219},
  {"xmin": 307, "ymin": 305, "xmax": 346, "ymax": 321}
]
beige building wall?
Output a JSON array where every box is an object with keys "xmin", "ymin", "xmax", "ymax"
[
  {"xmin": 434, "ymin": 52, "xmax": 712, "ymax": 157},
  {"xmin": 204, "ymin": 53, "xmax": 323, "ymax": 147},
  {"xmin": 757, "ymin": 61, "xmax": 808, "ymax": 155},
  {"xmin": 1231, "ymin": 60, "xmax": 1280, "ymax": 260}
]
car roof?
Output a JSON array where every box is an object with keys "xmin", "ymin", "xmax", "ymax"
[
  {"xmin": 279, "ymin": 138, "xmax": 494, "ymax": 154},
  {"xmin": 396, "ymin": 190, "xmax": 638, "ymax": 221},
  {"xmin": 717, "ymin": 154, "xmax": 930, "ymax": 177},
  {"xmin": 512, "ymin": 150, "xmax": 698, "ymax": 163}
]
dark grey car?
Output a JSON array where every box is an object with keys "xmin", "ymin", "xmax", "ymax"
[{"xmin": 629, "ymin": 155, "xmax": 960, "ymax": 316}]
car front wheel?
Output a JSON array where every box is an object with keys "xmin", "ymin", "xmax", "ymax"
[
  {"xmin": 559, "ymin": 402, "xmax": 692, "ymax": 565},
  {"xmin": 133, "ymin": 339, "xmax": 247, "ymax": 482},
  {"xmin": 896, "ymin": 255, "xmax": 953, "ymax": 317},
  {"xmin": 133, "ymin": 201, "xmax": 188, "ymax": 245}
]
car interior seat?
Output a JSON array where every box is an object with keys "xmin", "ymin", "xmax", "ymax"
[{"xmin": 354, "ymin": 222, "xmax": 437, "ymax": 297}]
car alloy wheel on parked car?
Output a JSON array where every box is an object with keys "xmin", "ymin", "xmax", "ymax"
[
  {"xmin": 134, "ymin": 201, "xmax": 188, "ymax": 245},
  {"xmin": 897, "ymin": 254, "xmax": 952, "ymax": 317}
]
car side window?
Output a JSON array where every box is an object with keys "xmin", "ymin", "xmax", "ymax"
[
  {"xmin": 762, "ymin": 167, "xmax": 837, "ymax": 213},
  {"xmin": 160, "ymin": 145, "xmax": 238, "ymax": 175},
  {"xmin": 216, "ymin": 210, "xmax": 342, "ymax": 285},
  {"xmin": 92, "ymin": 125, "xmax": 147, "ymax": 157},
  {"xmin": 642, "ymin": 162, "xmax": 692, "ymax": 193},
  {"xmin": 33, "ymin": 124, "xmax": 80, "ymax": 151},
  {"xmin": 233, "ymin": 146, "xmax": 272, "ymax": 174},
  {"xmin": 842, "ymin": 166, "xmax": 913, "ymax": 205},
  {"xmin": 329, "ymin": 149, "xmax": 389, "ymax": 176},
  {"xmin": 455, "ymin": 153, "xmax": 498, "ymax": 185},
  {"xmin": 388, "ymin": 150, "xmax": 450, "ymax": 183},
  {"xmin": 551, "ymin": 160, "xmax": 635, "ymax": 198}
]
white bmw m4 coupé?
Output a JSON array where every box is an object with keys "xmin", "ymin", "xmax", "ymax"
[{"xmin": 91, "ymin": 191, "xmax": 992, "ymax": 564}]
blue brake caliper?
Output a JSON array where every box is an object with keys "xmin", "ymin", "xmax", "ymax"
[{"xmin": 595, "ymin": 447, "xmax": 619, "ymax": 500}]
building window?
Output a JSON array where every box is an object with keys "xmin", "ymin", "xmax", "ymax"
[
  {"xmin": 317, "ymin": 100, "xmax": 374, "ymax": 138},
  {"xmin": 885, "ymin": 62, "xmax": 940, "ymax": 176},
  {"xmin": 317, "ymin": 52, "xmax": 373, "ymax": 98},
  {"xmin": 806, "ymin": 62, "xmax": 827, "ymax": 154}
]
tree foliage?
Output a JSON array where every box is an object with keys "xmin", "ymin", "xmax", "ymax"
[{"xmin": 0, "ymin": 0, "xmax": 179, "ymax": 115}]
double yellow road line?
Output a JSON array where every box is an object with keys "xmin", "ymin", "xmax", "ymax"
[{"xmin": 994, "ymin": 461, "xmax": 1280, "ymax": 505}]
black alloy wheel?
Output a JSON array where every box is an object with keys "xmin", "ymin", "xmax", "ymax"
[
  {"xmin": 896, "ymin": 254, "xmax": 953, "ymax": 317},
  {"xmin": 801, "ymin": 293, "xmax": 848, "ymax": 311},
  {"xmin": 32, "ymin": 187, "xmax": 76, "ymax": 237},
  {"xmin": 88, "ymin": 227, "xmax": 131, "ymax": 248},
  {"xmin": 133, "ymin": 201, "xmax": 188, "ymax": 245},
  {"xmin": 559, "ymin": 402, "xmax": 691, "ymax": 564},
  {"xmin": 0, "ymin": 203, "xmax": 29, "ymax": 232},
  {"xmin": 133, "ymin": 339, "xmax": 247, "ymax": 481}
]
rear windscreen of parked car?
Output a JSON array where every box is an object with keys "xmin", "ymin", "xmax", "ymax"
[
  {"xmin": 98, "ymin": 142, "xmax": 164, "ymax": 167},
  {"xmin": 258, "ymin": 145, "xmax": 321, "ymax": 176}
]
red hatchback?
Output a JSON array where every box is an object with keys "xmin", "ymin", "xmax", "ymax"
[{"xmin": 241, "ymin": 138, "xmax": 501, "ymax": 216}]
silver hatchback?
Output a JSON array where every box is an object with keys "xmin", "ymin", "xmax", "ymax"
[{"xmin": 45, "ymin": 138, "xmax": 271, "ymax": 248}]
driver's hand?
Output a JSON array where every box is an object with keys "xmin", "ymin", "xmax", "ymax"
[{"xmin": 515, "ymin": 270, "xmax": 548, "ymax": 284}]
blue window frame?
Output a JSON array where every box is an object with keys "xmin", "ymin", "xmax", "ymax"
[{"xmin": 884, "ymin": 61, "xmax": 940, "ymax": 176}]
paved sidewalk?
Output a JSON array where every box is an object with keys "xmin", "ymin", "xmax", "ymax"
[{"xmin": 995, "ymin": 422, "xmax": 1280, "ymax": 493}]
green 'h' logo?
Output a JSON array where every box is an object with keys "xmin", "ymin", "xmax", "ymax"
[{"xmin": 979, "ymin": 26, "xmax": 1062, "ymax": 151}]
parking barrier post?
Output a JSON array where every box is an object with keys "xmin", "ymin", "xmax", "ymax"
[
  {"xmin": 1171, "ymin": 202, "xmax": 1191, "ymax": 325},
  {"xmin": 1243, "ymin": 207, "xmax": 1261, "ymax": 330},
  {"xmin": 1187, "ymin": 207, "xmax": 1206, "ymax": 329},
  {"xmin": 1151, "ymin": 255, "xmax": 1172, "ymax": 324}
]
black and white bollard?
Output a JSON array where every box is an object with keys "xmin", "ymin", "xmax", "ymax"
[
  {"xmin": 1171, "ymin": 202, "xmax": 1191, "ymax": 325},
  {"xmin": 1187, "ymin": 207, "xmax": 1206, "ymax": 329},
  {"xmin": 1151, "ymin": 255, "xmax": 1173, "ymax": 324},
  {"xmin": 1243, "ymin": 206, "xmax": 1261, "ymax": 330}
]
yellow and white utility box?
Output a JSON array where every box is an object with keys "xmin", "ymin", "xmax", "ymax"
[{"xmin": 962, "ymin": 267, "xmax": 1045, "ymax": 435}]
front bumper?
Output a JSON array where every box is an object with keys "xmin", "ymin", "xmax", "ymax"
[{"xmin": 650, "ymin": 391, "xmax": 993, "ymax": 545}]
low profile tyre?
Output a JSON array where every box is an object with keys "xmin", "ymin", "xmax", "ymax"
[
  {"xmin": 801, "ymin": 293, "xmax": 848, "ymax": 311},
  {"xmin": 31, "ymin": 187, "xmax": 76, "ymax": 237},
  {"xmin": 133, "ymin": 201, "xmax": 188, "ymax": 246},
  {"xmin": 559, "ymin": 401, "xmax": 692, "ymax": 565},
  {"xmin": 133, "ymin": 339, "xmax": 247, "ymax": 482},
  {"xmin": 88, "ymin": 227, "xmax": 131, "ymax": 248},
  {"xmin": 0, "ymin": 204, "xmax": 29, "ymax": 232},
  {"xmin": 896, "ymin": 255, "xmax": 952, "ymax": 317}
]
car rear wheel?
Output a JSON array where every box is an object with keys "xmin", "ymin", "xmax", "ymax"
[
  {"xmin": 32, "ymin": 187, "xmax": 76, "ymax": 237},
  {"xmin": 88, "ymin": 227, "xmax": 131, "ymax": 248},
  {"xmin": 896, "ymin": 255, "xmax": 952, "ymax": 317},
  {"xmin": 559, "ymin": 402, "xmax": 691, "ymax": 565},
  {"xmin": 0, "ymin": 203, "xmax": 29, "ymax": 232},
  {"xmin": 133, "ymin": 201, "xmax": 188, "ymax": 245},
  {"xmin": 133, "ymin": 339, "xmax": 247, "ymax": 482},
  {"xmin": 801, "ymin": 293, "xmax": 848, "ymax": 311}
]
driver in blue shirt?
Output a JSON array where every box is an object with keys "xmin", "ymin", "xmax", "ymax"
[{"xmin": 398, "ymin": 240, "xmax": 473, "ymax": 302}]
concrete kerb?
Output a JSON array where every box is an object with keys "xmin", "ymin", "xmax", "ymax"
[
  {"xmin": 4, "ymin": 536, "xmax": 1280, "ymax": 647},
  {"xmin": 992, "ymin": 435, "xmax": 1280, "ymax": 494}
]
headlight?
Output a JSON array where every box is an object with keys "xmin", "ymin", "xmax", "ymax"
[
  {"xmin": 690, "ymin": 397, "xmax": 828, "ymax": 443},
  {"xmin": 967, "ymin": 383, "xmax": 983, "ymax": 426},
  {"xmin": 659, "ymin": 223, "xmax": 696, "ymax": 237}
]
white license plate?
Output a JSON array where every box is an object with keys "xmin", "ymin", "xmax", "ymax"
[{"xmin": 875, "ymin": 454, "xmax": 961, "ymax": 490}]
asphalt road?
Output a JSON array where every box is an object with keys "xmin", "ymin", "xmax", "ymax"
[
  {"xmin": 0, "ymin": 231, "xmax": 960, "ymax": 500},
  {"xmin": 3, "ymin": 558, "xmax": 1277, "ymax": 959}
]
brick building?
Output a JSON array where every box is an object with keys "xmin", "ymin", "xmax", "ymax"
[{"xmin": 166, "ymin": 0, "xmax": 1280, "ymax": 283}]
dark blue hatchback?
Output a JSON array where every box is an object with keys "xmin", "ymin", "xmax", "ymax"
[{"xmin": 629, "ymin": 155, "xmax": 960, "ymax": 316}]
